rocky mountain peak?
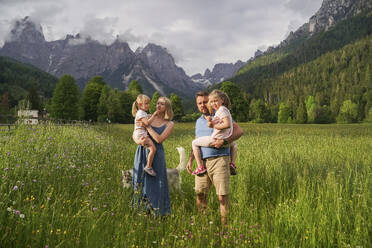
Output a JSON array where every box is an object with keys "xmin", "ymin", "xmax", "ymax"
[
  {"xmin": 8, "ymin": 16, "xmax": 45, "ymax": 43},
  {"xmin": 280, "ymin": 0, "xmax": 372, "ymax": 48}
]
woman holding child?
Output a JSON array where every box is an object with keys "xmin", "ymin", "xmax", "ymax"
[{"xmin": 132, "ymin": 95, "xmax": 174, "ymax": 216}]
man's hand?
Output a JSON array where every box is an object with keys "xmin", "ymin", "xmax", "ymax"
[
  {"xmin": 186, "ymin": 160, "xmax": 193, "ymax": 174},
  {"xmin": 210, "ymin": 138, "xmax": 224, "ymax": 149}
]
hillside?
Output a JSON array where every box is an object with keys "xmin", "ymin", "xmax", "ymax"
[
  {"xmin": 0, "ymin": 56, "xmax": 58, "ymax": 109},
  {"xmin": 227, "ymin": 9, "xmax": 372, "ymax": 121}
]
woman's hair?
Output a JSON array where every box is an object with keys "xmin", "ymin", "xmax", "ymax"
[
  {"xmin": 209, "ymin": 89, "xmax": 231, "ymax": 110},
  {"xmin": 132, "ymin": 94, "xmax": 151, "ymax": 117},
  {"xmin": 158, "ymin": 96, "xmax": 174, "ymax": 121}
]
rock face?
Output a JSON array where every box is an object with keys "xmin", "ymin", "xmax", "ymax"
[
  {"xmin": 191, "ymin": 60, "xmax": 247, "ymax": 87},
  {"xmin": 281, "ymin": 0, "xmax": 372, "ymax": 47},
  {"xmin": 0, "ymin": 17, "xmax": 201, "ymax": 97}
]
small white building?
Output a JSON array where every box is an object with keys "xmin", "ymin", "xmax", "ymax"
[{"xmin": 18, "ymin": 110, "xmax": 39, "ymax": 124}]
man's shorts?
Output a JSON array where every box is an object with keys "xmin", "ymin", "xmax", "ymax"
[{"xmin": 195, "ymin": 156, "xmax": 230, "ymax": 196}]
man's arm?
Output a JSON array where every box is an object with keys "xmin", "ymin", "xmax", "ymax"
[
  {"xmin": 186, "ymin": 149, "xmax": 195, "ymax": 174},
  {"xmin": 211, "ymin": 122, "xmax": 243, "ymax": 148}
]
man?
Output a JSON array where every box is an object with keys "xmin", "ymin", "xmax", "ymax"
[{"xmin": 186, "ymin": 91, "xmax": 243, "ymax": 225}]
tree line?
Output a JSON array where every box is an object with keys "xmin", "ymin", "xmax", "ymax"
[{"xmin": 45, "ymin": 75, "xmax": 185, "ymax": 123}]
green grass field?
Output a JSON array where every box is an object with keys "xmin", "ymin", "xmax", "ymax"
[{"xmin": 1, "ymin": 123, "xmax": 371, "ymax": 247}]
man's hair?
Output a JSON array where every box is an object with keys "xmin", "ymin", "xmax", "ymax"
[{"xmin": 195, "ymin": 91, "xmax": 209, "ymax": 98}]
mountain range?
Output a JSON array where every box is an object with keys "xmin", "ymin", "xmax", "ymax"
[{"xmin": 0, "ymin": 17, "xmax": 248, "ymax": 98}]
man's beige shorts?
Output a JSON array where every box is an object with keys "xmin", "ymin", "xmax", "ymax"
[{"xmin": 195, "ymin": 156, "xmax": 230, "ymax": 196}]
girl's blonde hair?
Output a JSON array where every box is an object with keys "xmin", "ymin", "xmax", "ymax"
[
  {"xmin": 209, "ymin": 89, "xmax": 231, "ymax": 110},
  {"xmin": 132, "ymin": 94, "xmax": 151, "ymax": 117},
  {"xmin": 158, "ymin": 96, "xmax": 174, "ymax": 121}
]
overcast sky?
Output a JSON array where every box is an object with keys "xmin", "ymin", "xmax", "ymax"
[{"xmin": 0, "ymin": 0, "xmax": 323, "ymax": 76}]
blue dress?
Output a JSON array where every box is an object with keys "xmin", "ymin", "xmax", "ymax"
[{"xmin": 132, "ymin": 125, "xmax": 171, "ymax": 215}]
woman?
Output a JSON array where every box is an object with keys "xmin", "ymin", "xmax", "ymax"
[{"xmin": 132, "ymin": 96, "xmax": 174, "ymax": 215}]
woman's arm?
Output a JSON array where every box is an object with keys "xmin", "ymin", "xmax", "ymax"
[
  {"xmin": 213, "ymin": 116, "xmax": 231, "ymax": 130},
  {"xmin": 146, "ymin": 121, "xmax": 174, "ymax": 144}
]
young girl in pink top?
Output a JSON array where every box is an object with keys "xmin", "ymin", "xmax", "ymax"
[
  {"xmin": 192, "ymin": 89, "xmax": 237, "ymax": 175},
  {"xmin": 132, "ymin": 94, "xmax": 159, "ymax": 176}
]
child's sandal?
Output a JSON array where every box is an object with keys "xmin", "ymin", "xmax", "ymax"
[
  {"xmin": 229, "ymin": 162, "xmax": 237, "ymax": 175},
  {"xmin": 192, "ymin": 166, "xmax": 207, "ymax": 176}
]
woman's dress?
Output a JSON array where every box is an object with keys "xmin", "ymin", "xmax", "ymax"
[{"xmin": 132, "ymin": 125, "xmax": 171, "ymax": 215}]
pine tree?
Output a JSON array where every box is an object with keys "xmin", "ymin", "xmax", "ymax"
[
  {"xmin": 337, "ymin": 100, "xmax": 359, "ymax": 123},
  {"xmin": 220, "ymin": 81, "xmax": 249, "ymax": 121},
  {"xmin": 169, "ymin": 93, "xmax": 184, "ymax": 121},
  {"xmin": 26, "ymin": 86, "xmax": 41, "ymax": 111},
  {"xmin": 296, "ymin": 100, "xmax": 307, "ymax": 124},
  {"xmin": 97, "ymin": 85, "xmax": 112, "ymax": 122},
  {"xmin": 128, "ymin": 80, "xmax": 143, "ymax": 98},
  {"xmin": 50, "ymin": 75, "xmax": 80, "ymax": 120},
  {"xmin": 278, "ymin": 102, "xmax": 291, "ymax": 123},
  {"xmin": 80, "ymin": 76, "xmax": 106, "ymax": 121}
]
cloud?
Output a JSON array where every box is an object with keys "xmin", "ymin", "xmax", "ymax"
[{"xmin": 0, "ymin": 0, "xmax": 324, "ymax": 75}]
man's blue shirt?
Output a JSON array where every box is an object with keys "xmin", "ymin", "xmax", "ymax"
[{"xmin": 195, "ymin": 115, "xmax": 230, "ymax": 159}]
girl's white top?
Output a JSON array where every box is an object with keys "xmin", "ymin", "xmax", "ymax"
[
  {"xmin": 211, "ymin": 106, "xmax": 233, "ymax": 139},
  {"xmin": 133, "ymin": 109, "xmax": 148, "ymax": 137}
]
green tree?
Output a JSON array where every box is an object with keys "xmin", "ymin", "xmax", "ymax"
[
  {"xmin": 337, "ymin": 100, "xmax": 359, "ymax": 123},
  {"xmin": 249, "ymin": 98, "xmax": 267, "ymax": 123},
  {"xmin": 107, "ymin": 89, "xmax": 124, "ymax": 123},
  {"xmin": 365, "ymin": 107, "xmax": 372, "ymax": 123},
  {"xmin": 170, "ymin": 93, "xmax": 184, "ymax": 121},
  {"xmin": 97, "ymin": 85, "xmax": 112, "ymax": 122},
  {"xmin": 119, "ymin": 91, "xmax": 135, "ymax": 123},
  {"xmin": 0, "ymin": 92, "xmax": 9, "ymax": 114},
  {"xmin": 220, "ymin": 81, "xmax": 249, "ymax": 121},
  {"xmin": 80, "ymin": 76, "xmax": 106, "ymax": 121},
  {"xmin": 296, "ymin": 100, "xmax": 307, "ymax": 124},
  {"xmin": 305, "ymin": 96, "xmax": 318, "ymax": 123},
  {"xmin": 149, "ymin": 91, "xmax": 161, "ymax": 114},
  {"xmin": 127, "ymin": 80, "xmax": 143, "ymax": 98},
  {"xmin": 26, "ymin": 86, "xmax": 41, "ymax": 111},
  {"xmin": 50, "ymin": 75, "xmax": 80, "ymax": 120},
  {"xmin": 278, "ymin": 102, "xmax": 291, "ymax": 123}
]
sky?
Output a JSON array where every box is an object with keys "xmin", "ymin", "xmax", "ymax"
[{"xmin": 0, "ymin": 0, "xmax": 323, "ymax": 76}]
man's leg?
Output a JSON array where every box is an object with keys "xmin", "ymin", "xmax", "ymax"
[
  {"xmin": 195, "ymin": 166, "xmax": 211, "ymax": 213},
  {"xmin": 218, "ymin": 194, "xmax": 229, "ymax": 226},
  {"xmin": 205, "ymin": 156, "xmax": 230, "ymax": 226},
  {"xmin": 196, "ymin": 193, "xmax": 208, "ymax": 213}
]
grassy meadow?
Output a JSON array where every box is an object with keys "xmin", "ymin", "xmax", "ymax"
[{"xmin": 0, "ymin": 123, "xmax": 371, "ymax": 247}]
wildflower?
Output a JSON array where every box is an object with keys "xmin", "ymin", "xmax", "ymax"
[
  {"xmin": 13, "ymin": 185, "xmax": 18, "ymax": 191},
  {"xmin": 7, "ymin": 152, "xmax": 10, "ymax": 156},
  {"xmin": 4, "ymin": 168, "xmax": 8, "ymax": 171},
  {"xmin": 20, "ymin": 214, "xmax": 25, "ymax": 218},
  {"xmin": 14, "ymin": 210, "xmax": 20, "ymax": 215},
  {"xmin": 93, "ymin": 207, "xmax": 98, "ymax": 212},
  {"xmin": 7, "ymin": 207, "xmax": 11, "ymax": 212}
]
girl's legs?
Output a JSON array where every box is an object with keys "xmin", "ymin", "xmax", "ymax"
[
  {"xmin": 230, "ymin": 142, "xmax": 237, "ymax": 165},
  {"xmin": 144, "ymin": 137, "xmax": 156, "ymax": 168},
  {"xmin": 192, "ymin": 136, "xmax": 215, "ymax": 174},
  {"xmin": 133, "ymin": 134, "xmax": 157, "ymax": 176}
]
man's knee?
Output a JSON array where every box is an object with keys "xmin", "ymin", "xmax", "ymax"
[{"xmin": 218, "ymin": 195, "xmax": 229, "ymax": 205}]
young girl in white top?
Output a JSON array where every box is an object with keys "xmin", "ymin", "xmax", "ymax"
[
  {"xmin": 192, "ymin": 89, "xmax": 237, "ymax": 175},
  {"xmin": 132, "ymin": 94, "xmax": 158, "ymax": 176}
]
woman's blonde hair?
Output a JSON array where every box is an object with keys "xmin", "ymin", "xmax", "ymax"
[
  {"xmin": 132, "ymin": 94, "xmax": 151, "ymax": 117},
  {"xmin": 209, "ymin": 89, "xmax": 231, "ymax": 110},
  {"xmin": 158, "ymin": 96, "xmax": 174, "ymax": 121}
]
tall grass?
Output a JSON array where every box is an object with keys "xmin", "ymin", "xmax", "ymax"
[{"xmin": 0, "ymin": 123, "xmax": 371, "ymax": 247}]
